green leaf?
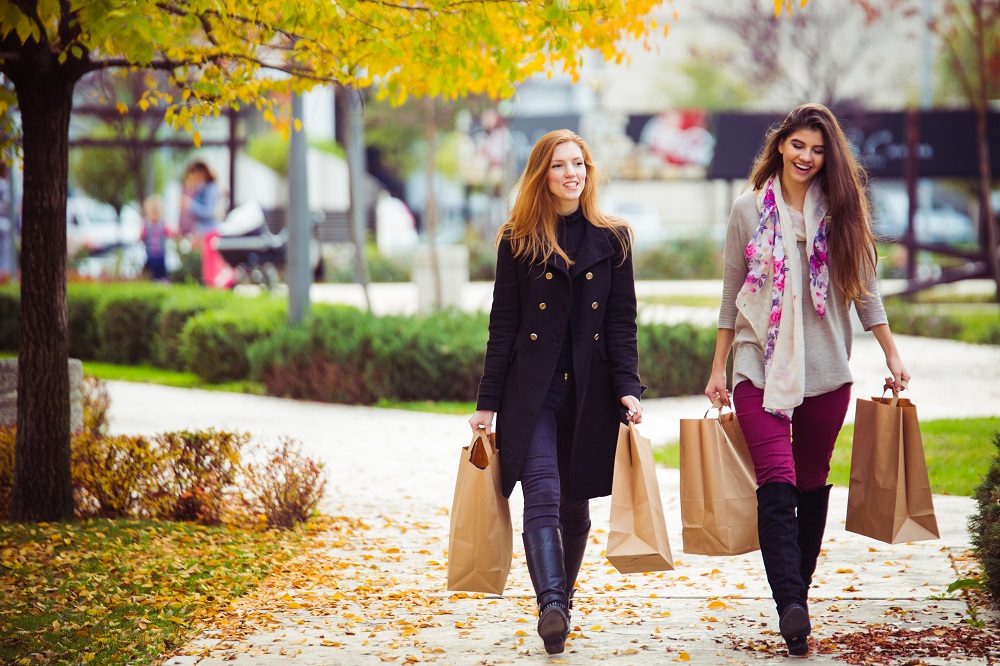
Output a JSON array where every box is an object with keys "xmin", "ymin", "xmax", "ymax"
[{"xmin": 947, "ymin": 578, "xmax": 984, "ymax": 593}]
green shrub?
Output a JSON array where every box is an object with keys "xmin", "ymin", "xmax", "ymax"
[
  {"xmin": 884, "ymin": 301, "xmax": 964, "ymax": 341},
  {"xmin": 181, "ymin": 297, "xmax": 286, "ymax": 383},
  {"xmin": 249, "ymin": 304, "xmax": 380, "ymax": 402},
  {"xmin": 367, "ymin": 309, "xmax": 488, "ymax": 401},
  {"xmin": 96, "ymin": 284, "xmax": 171, "ymax": 364},
  {"xmin": 156, "ymin": 287, "xmax": 234, "ymax": 370},
  {"xmin": 0, "ymin": 283, "xmax": 18, "ymax": 351},
  {"xmin": 637, "ymin": 321, "xmax": 716, "ymax": 398},
  {"xmin": 324, "ymin": 243, "xmax": 411, "ymax": 283},
  {"xmin": 465, "ymin": 238, "xmax": 497, "ymax": 282},
  {"xmin": 633, "ymin": 238, "xmax": 724, "ymax": 280},
  {"xmin": 67, "ymin": 282, "xmax": 105, "ymax": 360},
  {"xmin": 250, "ymin": 305, "xmax": 488, "ymax": 404},
  {"xmin": 969, "ymin": 432, "xmax": 1000, "ymax": 602}
]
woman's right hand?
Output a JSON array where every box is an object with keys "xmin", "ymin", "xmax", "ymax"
[
  {"xmin": 704, "ymin": 368, "xmax": 731, "ymax": 407},
  {"xmin": 469, "ymin": 409, "xmax": 495, "ymax": 435}
]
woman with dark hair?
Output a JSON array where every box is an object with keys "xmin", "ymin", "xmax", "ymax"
[
  {"xmin": 469, "ymin": 129, "xmax": 644, "ymax": 655},
  {"xmin": 704, "ymin": 103, "xmax": 910, "ymax": 657},
  {"xmin": 181, "ymin": 159, "xmax": 232, "ymax": 288}
]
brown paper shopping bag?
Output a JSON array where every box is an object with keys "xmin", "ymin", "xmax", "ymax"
[
  {"xmin": 607, "ymin": 423, "xmax": 674, "ymax": 573},
  {"xmin": 679, "ymin": 401, "xmax": 760, "ymax": 556},
  {"xmin": 447, "ymin": 430, "xmax": 513, "ymax": 594},
  {"xmin": 845, "ymin": 390, "xmax": 940, "ymax": 544}
]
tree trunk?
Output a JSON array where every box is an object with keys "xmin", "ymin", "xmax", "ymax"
[
  {"xmin": 10, "ymin": 71, "xmax": 77, "ymax": 522},
  {"xmin": 972, "ymin": 2, "xmax": 1000, "ymax": 303},
  {"xmin": 976, "ymin": 104, "xmax": 999, "ymax": 303}
]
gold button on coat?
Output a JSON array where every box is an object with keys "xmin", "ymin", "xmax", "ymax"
[
  {"xmin": 545, "ymin": 272, "xmax": 553, "ymax": 279},
  {"xmin": 585, "ymin": 272, "xmax": 593, "ymax": 280},
  {"xmin": 539, "ymin": 302, "xmax": 546, "ymax": 310},
  {"xmin": 594, "ymin": 333, "xmax": 600, "ymax": 340},
  {"xmin": 591, "ymin": 302, "xmax": 599, "ymax": 309},
  {"xmin": 530, "ymin": 333, "xmax": 538, "ymax": 340}
]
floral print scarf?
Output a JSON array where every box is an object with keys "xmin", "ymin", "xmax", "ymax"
[{"xmin": 737, "ymin": 175, "xmax": 830, "ymax": 420}]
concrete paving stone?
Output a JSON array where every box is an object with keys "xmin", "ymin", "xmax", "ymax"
[{"xmin": 102, "ymin": 280, "xmax": 1000, "ymax": 664}]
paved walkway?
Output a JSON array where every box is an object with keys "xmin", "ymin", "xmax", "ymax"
[{"xmin": 103, "ymin": 281, "xmax": 1000, "ymax": 665}]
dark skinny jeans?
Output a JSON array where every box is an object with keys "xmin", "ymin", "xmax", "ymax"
[{"xmin": 519, "ymin": 372, "xmax": 590, "ymax": 536}]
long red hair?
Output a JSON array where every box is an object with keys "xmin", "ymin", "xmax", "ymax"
[{"xmin": 497, "ymin": 129, "xmax": 631, "ymax": 265}]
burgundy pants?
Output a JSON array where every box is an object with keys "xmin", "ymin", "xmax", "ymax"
[{"xmin": 732, "ymin": 380, "xmax": 852, "ymax": 492}]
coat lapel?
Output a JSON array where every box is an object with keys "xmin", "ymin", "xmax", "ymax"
[{"xmin": 569, "ymin": 222, "xmax": 616, "ymax": 279}]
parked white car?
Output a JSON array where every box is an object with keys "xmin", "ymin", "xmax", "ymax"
[
  {"xmin": 66, "ymin": 196, "xmax": 142, "ymax": 256},
  {"xmin": 871, "ymin": 189, "xmax": 976, "ymax": 245}
]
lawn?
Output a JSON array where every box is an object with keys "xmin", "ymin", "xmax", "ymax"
[
  {"xmin": 0, "ymin": 518, "xmax": 315, "ymax": 665},
  {"xmin": 654, "ymin": 416, "xmax": 1000, "ymax": 496},
  {"xmin": 81, "ymin": 361, "xmax": 267, "ymax": 394}
]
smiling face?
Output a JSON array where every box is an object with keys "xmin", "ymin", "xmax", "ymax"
[
  {"xmin": 547, "ymin": 141, "xmax": 587, "ymax": 215},
  {"xmin": 778, "ymin": 128, "xmax": 826, "ymax": 193}
]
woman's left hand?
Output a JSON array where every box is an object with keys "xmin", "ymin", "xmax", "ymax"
[
  {"xmin": 884, "ymin": 354, "xmax": 911, "ymax": 393},
  {"xmin": 621, "ymin": 395, "xmax": 642, "ymax": 424}
]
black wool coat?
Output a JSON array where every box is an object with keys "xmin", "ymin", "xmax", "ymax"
[{"xmin": 476, "ymin": 221, "xmax": 643, "ymax": 501}]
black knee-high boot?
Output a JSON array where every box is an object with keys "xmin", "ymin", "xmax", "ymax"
[
  {"xmin": 757, "ymin": 482, "xmax": 810, "ymax": 657},
  {"xmin": 797, "ymin": 484, "xmax": 832, "ymax": 592},
  {"xmin": 523, "ymin": 526, "xmax": 570, "ymax": 654},
  {"xmin": 562, "ymin": 520, "xmax": 590, "ymax": 610}
]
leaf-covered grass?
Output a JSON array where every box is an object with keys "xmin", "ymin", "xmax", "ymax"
[
  {"xmin": 0, "ymin": 518, "xmax": 313, "ymax": 665},
  {"xmin": 654, "ymin": 417, "xmax": 1000, "ymax": 496}
]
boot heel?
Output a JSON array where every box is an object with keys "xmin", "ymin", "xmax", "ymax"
[
  {"xmin": 779, "ymin": 603, "xmax": 810, "ymax": 657},
  {"xmin": 538, "ymin": 602, "xmax": 569, "ymax": 654}
]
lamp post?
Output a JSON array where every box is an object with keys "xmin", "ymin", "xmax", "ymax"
[{"xmin": 287, "ymin": 92, "xmax": 311, "ymax": 324}]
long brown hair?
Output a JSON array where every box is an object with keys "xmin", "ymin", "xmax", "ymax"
[
  {"xmin": 497, "ymin": 129, "xmax": 631, "ymax": 265},
  {"xmin": 748, "ymin": 103, "xmax": 876, "ymax": 304}
]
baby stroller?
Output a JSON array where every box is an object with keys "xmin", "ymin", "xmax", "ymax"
[{"xmin": 216, "ymin": 201, "xmax": 322, "ymax": 288}]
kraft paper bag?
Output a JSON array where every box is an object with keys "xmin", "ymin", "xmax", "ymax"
[
  {"xmin": 447, "ymin": 430, "xmax": 513, "ymax": 594},
  {"xmin": 845, "ymin": 390, "xmax": 940, "ymax": 544},
  {"xmin": 607, "ymin": 423, "xmax": 674, "ymax": 573},
  {"xmin": 679, "ymin": 401, "xmax": 760, "ymax": 556}
]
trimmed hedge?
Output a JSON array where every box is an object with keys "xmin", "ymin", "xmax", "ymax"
[
  {"xmin": 249, "ymin": 305, "xmax": 490, "ymax": 403},
  {"xmin": 156, "ymin": 287, "xmax": 233, "ymax": 370},
  {"xmin": 67, "ymin": 283, "xmax": 105, "ymax": 360},
  {"xmin": 96, "ymin": 284, "xmax": 172, "ymax": 364},
  {"xmin": 249, "ymin": 304, "xmax": 715, "ymax": 404},
  {"xmin": 0, "ymin": 283, "xmax": 17, "ymax": 351},
  {"xmin": 1, "ymin": 280, "xmax": 719, "ymax": 401},
  {"xmin": 638, "ymin": 321, "xmax": 717, "ymax": 398},
  {"xmin": 181, "ymin": 298, "xmax": 287, "ymax": 383}
]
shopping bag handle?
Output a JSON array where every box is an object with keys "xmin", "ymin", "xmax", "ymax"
[
  {"xmin": 880, "ymin": 385, "xmax": 900, "ymax": 407},
  {"xmin": 705, "ymin": 397, "xmax": 735, "ymax": 420},
  {"xmin": 468, "ymin": 429, "xmax": 495, "ymax": 470}
]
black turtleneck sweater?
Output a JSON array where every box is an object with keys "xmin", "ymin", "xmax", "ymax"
[{"xmin": 555, "ymin": 207, "xmax": 585, "ymax": 373}]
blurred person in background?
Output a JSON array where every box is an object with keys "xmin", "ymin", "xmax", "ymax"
[
  {"xmin": 180, "ymin": 159, "xmax": 232, "ymax": 288},
  {"xmin": 140, "ymin": 194, "xmax": 173, "ymax": 282}
]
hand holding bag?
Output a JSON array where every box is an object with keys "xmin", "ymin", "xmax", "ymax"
[
  {"xmin": 845, "ymin": 388, "xmax": 940, "ymax": 544},
  {"xmin": 679, "ymin": 399, "xmax": 760, "ymax": 556},
  {"xmin": 447, "ymin": 430, "xmax": 513, "ymax": 594},
  {"xmin": 606, "ymin": 422, "xmax": 674, "ymax": 573}
]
